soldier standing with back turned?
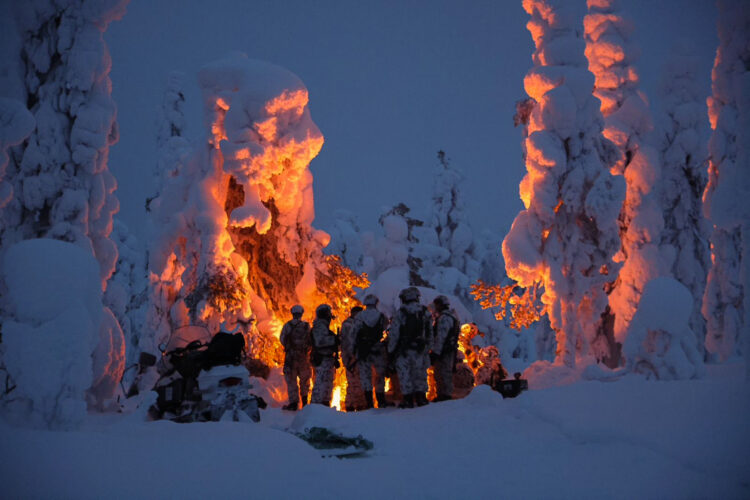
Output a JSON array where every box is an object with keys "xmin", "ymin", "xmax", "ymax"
[
  {"xmin": 388, "ymin": 287, "xmax": 432, "ymax": 408},
  {"xmin": 310, "ymin": 304, "xmax": 339, "ymax": 406},
  {"xmin": 354, "ymin": 294, "xmax": 391, "ymax": 409},
  {"xmin": 340, "ymin": 305, "xmax": 366, "ymax": 411},
  {"xmin": 430, "ymin": 295, "xmax": 460, "ymax": 402},
  {"xmin": 280, "ymin": 305, "xmax": 312, "ymax": 411}
]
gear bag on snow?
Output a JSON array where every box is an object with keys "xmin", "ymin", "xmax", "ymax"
[
  {"xmin": 356, "ymin": 319, "xmax": 382, "ymax": 359},
  {"xmin": 398, "ymin": 307, "xmax": 426, "ymax": 353}
]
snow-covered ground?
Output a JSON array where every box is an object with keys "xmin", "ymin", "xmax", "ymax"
[{"xmin": 2, "ymin": 362, "xmax": 748, "ymax": 499}]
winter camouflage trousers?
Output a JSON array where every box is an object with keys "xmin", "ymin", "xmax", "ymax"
[
  {"xmin": 395, "ymin": 349, "xmax": 428, "ymax": 395},
  {"xmin": 433, "ymin": 350, "xmax": 456, "ymax": 398},
  {"xmin": 311, "ymin": 357, "xmax": 336, "ymax": 405},
  {"xmin": 344, "ymin": 366, "xmax": 366, "ymax": 410},
  {"xmin": 358, "ymin": 351, "xmax": 386, "ymax": 393},
  {"xmin": 283, "ymin": 357, "xmax": 311, "ymax": 407}
]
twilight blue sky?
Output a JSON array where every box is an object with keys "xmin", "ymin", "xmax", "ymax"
[{"xmin": 106, "ymin": 0, "xmax": 718, "ymax": 243}]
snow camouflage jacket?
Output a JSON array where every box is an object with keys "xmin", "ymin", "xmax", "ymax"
[
  {"xmin": 388, "ymin": 302, "xmax": 433, "ymax": 356},
  {"xmin": 280, "ymin": 318, "xmax": 311, "ymax": 359},
  {"xmin": 311, "ymin": 318, "xmax": 338, "ymax": 358},
  {"xmin": 432, "ymin": 310, "xmax": 459, "ymax": 356},
  {"xmin": 354, "ymin": 308, "xmax": 387, "ymax": 359}
]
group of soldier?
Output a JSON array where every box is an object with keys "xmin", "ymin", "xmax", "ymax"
[{"xmin": 279, "ymin": 286, "xmax": 461, "ymax": 411}]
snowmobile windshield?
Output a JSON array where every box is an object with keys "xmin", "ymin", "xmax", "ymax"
[{"xmin": 165, "ymin": 325, "xmax": 212, "ymax": 352}]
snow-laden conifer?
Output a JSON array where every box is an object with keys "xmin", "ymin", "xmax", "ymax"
[
  {"xmin": 0, "ymin": 0, "xmax": 128, "ymax": 421},
  {"xmin": 655, "ymin": 44, "xmax": 711, "ymax": 354},
  {"xmin": 504, "ymin": 0, "xmax": 624, "ymax": 369},
  {"xmin": 584, "ymin": 0, "xmax": 668, "ymax": 356}
]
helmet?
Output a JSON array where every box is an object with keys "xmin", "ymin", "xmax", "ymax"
[
  {"xmin": 220, "ymin": 320, "xmax": 240, "ymax": 334},
  {"xmin": 363, "ymin": 294, "xmax": 379, "ymax": 306},
  {"xmin": 350, "ymin": 305, "xmax": 364, "ymax": 316},
  {"xmin": 398, "ymin": 286, "xmax": 420, "ymax": 303},
  {"xmin": 433, "ymin": 295, "xmax": 450, "ymax": 311},
  {"xmin": 315, "ymin": 304, "xmax": 333, "ymax": 320},
  {"xmin": 291, "ymin": 304, "xmax": 304, "ymax": 316}
]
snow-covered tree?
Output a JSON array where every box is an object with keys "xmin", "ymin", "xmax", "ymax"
[
  {"xmin": 422, "ymin": 151, "xmax": 481, "ymax": 304},
  {"xmin": 147, "ymin": 54, "xmax": 363, "ymax": 376},
  {"xmin": 655, "ymin": 43, "xmax": 710, "ymax": 354},
  {"xmin": 702, "ymin": 0, "xmax": 750, "ymax": 373},
  {"xmin": 431, "ymin": 151, "xmax": 480, "ymax": 277},
  {"xmin": 584, "ymin": 0, "xmax": 668, "ymax": 366},
  {"xmin": 0, "ymin": 0, "xmax": 128, "ymax": 422},
  {"xmin": 504, "ymin": 0, "xmax": 625, "ymax": 370},
  {"xmin": 142, "ymin": 72, "xmax": 194, "ymax": 357}
]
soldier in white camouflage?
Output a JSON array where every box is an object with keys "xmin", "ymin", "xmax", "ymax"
[
  {"xmin": 340, "ymin": 305, "xmax": 366, "ymax": 411},
  {"xmin": 354, "ymin": 294, "xmax": 391, "ymax": 409},
  {"xmin": 430, "ymin": 295, "xmax": 460, "ymax": 402},
  {"xmin": 310, "ymin": 304, "xmax": 339, "ymax": 406},
  {"xmin": 280, "ymin": 304, "xmax": 312, "ymax": 411},
  {"xmin": 387, "ymin": 287, "xmax": 432, "ymax": 408}
]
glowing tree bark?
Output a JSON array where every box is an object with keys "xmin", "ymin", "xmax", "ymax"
[
  {"xmin": 584, "ymin": 0, "xmax": 667, "ymax": 354},
  {"xmin": 656, "ymin": 44, "xmax": 711, "ymax": 353},
  {"xmin": 0, "ymin": 0, "xmax": 128, "ymax": 417},
  {"xmin": 703, "ymin": 0, "xmax": 750, "ymax": 372},
  {"xmin": 503, "ymin": 0, "xmax": 624, "ymax": 369}
]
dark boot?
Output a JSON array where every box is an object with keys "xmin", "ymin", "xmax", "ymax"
[
  {"xmin": 415, "ymin": 392, "xmax": 429, "ymax": 407},
  {"xmin": 376, "ymin": 392, "xmax": 392, "ymax": 408},
  {"xmin": 364, "ymin": 391, "xmax": 374, "ymax": 409},
  {"xmin": 398, "ymin": 393, "xmax": 414, "ymax": 409}
]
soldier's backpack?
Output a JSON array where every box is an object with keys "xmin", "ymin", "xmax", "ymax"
[
  {"xmin": 289, "ymin": 320, "xmax": 311, "ymax": 351},
  {"xmin": 355, "ymin": 316, "xmax": 382, "ymax": 359},
  {"xmin": 398, "ymin": 306, "xmax": 426, "ymax": 352}
]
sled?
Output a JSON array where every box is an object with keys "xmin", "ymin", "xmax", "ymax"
[{"xmin": 295, "ymin": 426, "xmax": 373, "ymax": 458}]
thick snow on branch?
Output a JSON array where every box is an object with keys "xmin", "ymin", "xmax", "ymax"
[
  {"xmin": 1, "ymin": 0, "xmax": 127, "ymax": 286},
  {"xmin": 702, "ymin": 0, "xmax": 750, "ymax": 369},
  {"xmin": 505, "ymin": 0, "xmax": 624, "ymax": 370}
]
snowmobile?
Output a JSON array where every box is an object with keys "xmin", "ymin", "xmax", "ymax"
[{"xmin": 148, "ymin": 325, "xmax": 266, "ymax": 423}]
